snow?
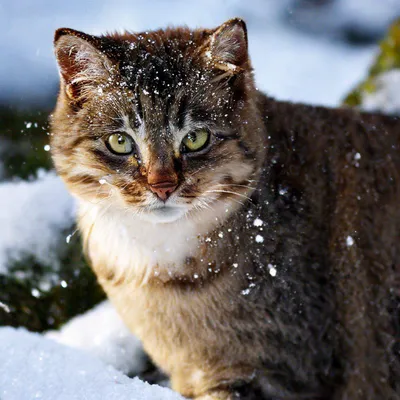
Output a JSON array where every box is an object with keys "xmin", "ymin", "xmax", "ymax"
[
  {"xmin": 269, "ymin": 267, "xmax": 277, "ymax": 277},
  {"xmin": 346, "ymin": 236, "xmax": 355, "ymax": 247},
  {"xmin": 255, "ymin": 234, "xmax": 264, "ymax": 243},
  {"xmin": 0, "ymin": 0, "xmax": 392, "ymax": 107},
  {"xmin": 253, "ymin": 218, "xmax": 263, "ymax": 227},
  {"xmin": 46, "ymin": 301, "xmax": 147, "ymax": 377},
  {"xmin": 0, "ymin": 300, "xmax": 10, "ymax": 313},
  {"xmin": 267, "ymin": 263, "xmax": 277, "ymax": 277},
  {"xmin": 361, "ymin": 69, "xmax": 400, "ymax": 115},
  {"xmin": 0, "ymin": 170, "xmax": 75, "ymax": 275},
  {"xmin": 0, "ymin": 326, "xmax": 183, "ymax": 400}
]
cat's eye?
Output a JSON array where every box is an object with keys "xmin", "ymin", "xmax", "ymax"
[
  {"xmin": 181, "ymin": 129, "xmax": 210, "ymax": 153},
  {"xmin": 106, "ymin": 134, "xmax": 134, "ymax": 155}
]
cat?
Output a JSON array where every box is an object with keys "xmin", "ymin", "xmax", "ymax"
[{"xmin": 50, "ymin": 18, "xmax": 400, "ymax": 400}]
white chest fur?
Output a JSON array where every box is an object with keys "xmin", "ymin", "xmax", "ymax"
[{"xmin": 78, "ymin": 201, "xmax": 217, "ymax": 282}]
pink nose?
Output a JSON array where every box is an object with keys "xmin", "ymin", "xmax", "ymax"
[{"xmin": 149, "ymin": 181, "xmax": 178, "ymax": 201}]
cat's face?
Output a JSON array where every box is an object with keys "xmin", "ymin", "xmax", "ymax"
[{"xmin": 51, "ymin": 19, "xmax": 266, "ymax": 224}]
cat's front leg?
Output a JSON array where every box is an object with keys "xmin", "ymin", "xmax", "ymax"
[
  {"xmin": 195, "ymin": 390, "xmax": 236, "ymax": 400},
  {"xmin": 171, "ymin": 372, "xmax": 235, "ymax": 399},
  {"xmin": 195, "ymin": 386, "xmax": 265, "ymax": 400},
  {"xmin": 171, "ymin": 366, "xmax": 258, "ymax": 400},
  {"xmin": 171, "ymin": 369, "xmax": 266, "ymax": 400}
]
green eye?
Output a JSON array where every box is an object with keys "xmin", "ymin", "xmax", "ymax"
[
  {"xmin": 181, "ymin": 129, "xmax": 210, "ymax": 153},
  {"xmin": 106, "ymin": 134, "xmax": 134, "ymax": 155}
]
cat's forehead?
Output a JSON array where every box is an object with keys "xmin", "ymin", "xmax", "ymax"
[
  {"xmin": 79, "ymin": 25, "xmax": 245, "ymax": 140},
  {"xmin": 107, "ymin": 39, "xmax": 231, "ymax": 139},
  {"xmin": 120, "ymin": 95, "xmax": 207, "ymax": 150},
  {"xmin": 116, "ymin": 29, "xmax": 209, "ymax": 87}
]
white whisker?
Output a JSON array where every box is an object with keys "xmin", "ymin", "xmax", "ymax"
[{"xmin": 205, "ymin": 189, "xmax": 251, "ymax": 201}]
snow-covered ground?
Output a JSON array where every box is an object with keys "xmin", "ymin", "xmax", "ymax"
[
  {"xmin": 46, "ymin": 301, "xmax": 146, "ymax": 377},
  {"xmin": 0, "ymin": 326, "xmax": 182, "ymax": 400},
  {"xmin": 0, "ymin": 170, "xmax": 75, "ymax": 275}
]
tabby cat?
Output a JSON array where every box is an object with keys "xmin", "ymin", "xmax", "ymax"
[{"xmin": 51, "ymin": 18, "xmax": 400, "ymax": 399}]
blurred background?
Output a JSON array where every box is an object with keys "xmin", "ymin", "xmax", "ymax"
[
  {"xmin": 2, "ymin": 0, "xmax": 400, "ymax": 109},
  {"xmin": 1, "ymin": 0, "xmax": 399, "ymax": 331}
]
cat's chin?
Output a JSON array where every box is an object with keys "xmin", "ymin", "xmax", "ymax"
[{"xmin": 138, "ymin": 205, "xmax": 187, "ymax": 224}]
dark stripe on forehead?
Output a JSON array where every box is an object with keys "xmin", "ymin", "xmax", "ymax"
[
  {"xmin": 136, "ymin": 52, "xmax": 181, "ymax": 98},
  {"xmin": 134, "ymin": 84, "xmax": 144, "ymax": 124},
  {"xmin": 188, "ymin": 103, "xmax": 212, "ymax": 123},
  {"xmin": 176, "ymin": 95, "xmax": 188, "ymax": 130}
]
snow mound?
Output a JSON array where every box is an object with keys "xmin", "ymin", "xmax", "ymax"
[
  {"xmin": 0, "ymin": 170, "xmax": 75, "ymax": 274},
  {"xmin": 46, "ymin": 301, "xmax": 147, "ymax": 376},
  {"xmin": 0, "ymin": 327, "xmax": 183, "ymax": 400},
  {"xmin": 362, "ymin": 69, "xmax": 400, "ymax": 115}
]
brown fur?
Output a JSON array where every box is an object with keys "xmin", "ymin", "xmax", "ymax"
[{"xmin": 51, "ymin": 19, "xmax": 400, "ymax": 399}]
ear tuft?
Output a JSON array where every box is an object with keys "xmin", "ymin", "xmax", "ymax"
[
  {"xmin": 54, "ymin": 28, "xmax": 99, "ymax": 46},
  {"xmin": 54, "ymin": 28, "xmax": 114, "ymax": 103},
  {"xmin": 206, "ymin": 18, "xmax": 249, "ymax": 73}
]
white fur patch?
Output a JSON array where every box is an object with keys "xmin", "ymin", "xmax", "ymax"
[
  {"xmin": 78, "ymin": 199, "xmax": 226, "ymax": 282},
  {"xmin": 121, "ymin": 115, "xmax": 151, "ymax": 165}
]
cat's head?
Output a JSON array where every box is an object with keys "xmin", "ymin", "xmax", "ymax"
[{"xmin": 51, "ymin": 18, "xmax": 266, "ymax": 224}]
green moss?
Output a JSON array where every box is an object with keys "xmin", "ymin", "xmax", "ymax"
[
  {"xmin": 0, "ymin": 107, "xmax": 52, "ymax": 179},
  {"xmin": 0, "ymin": 228, "xmax": 105, "ymax": 332},
  {"xmin": 343, "ymin": 18, "xmax": 400, "ymax": 106}
]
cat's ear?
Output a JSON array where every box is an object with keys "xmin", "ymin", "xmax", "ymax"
[
  {"xmin": 54, "ymin": 28, "xmax": 115, "ymax": 104},
  {"xmin": 204, "ymin": 18, "xmax": 249, "ymax": 73}
]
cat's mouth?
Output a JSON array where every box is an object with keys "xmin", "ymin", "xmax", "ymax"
[{"xmin": 139, "ymin": 203, "xmax": 188, "ymax": 224}]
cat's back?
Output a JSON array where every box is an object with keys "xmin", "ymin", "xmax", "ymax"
[
  {"xmin": 258, "ymin": 92, "xmax": 400, "ymax": 166},
  {"xmin": 257, "ymin": 93, "xmax": 400, "ymax": 398},
  {"xmin": 258, "ymin": 92, "xmax": 400, "ymax": 220}
]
